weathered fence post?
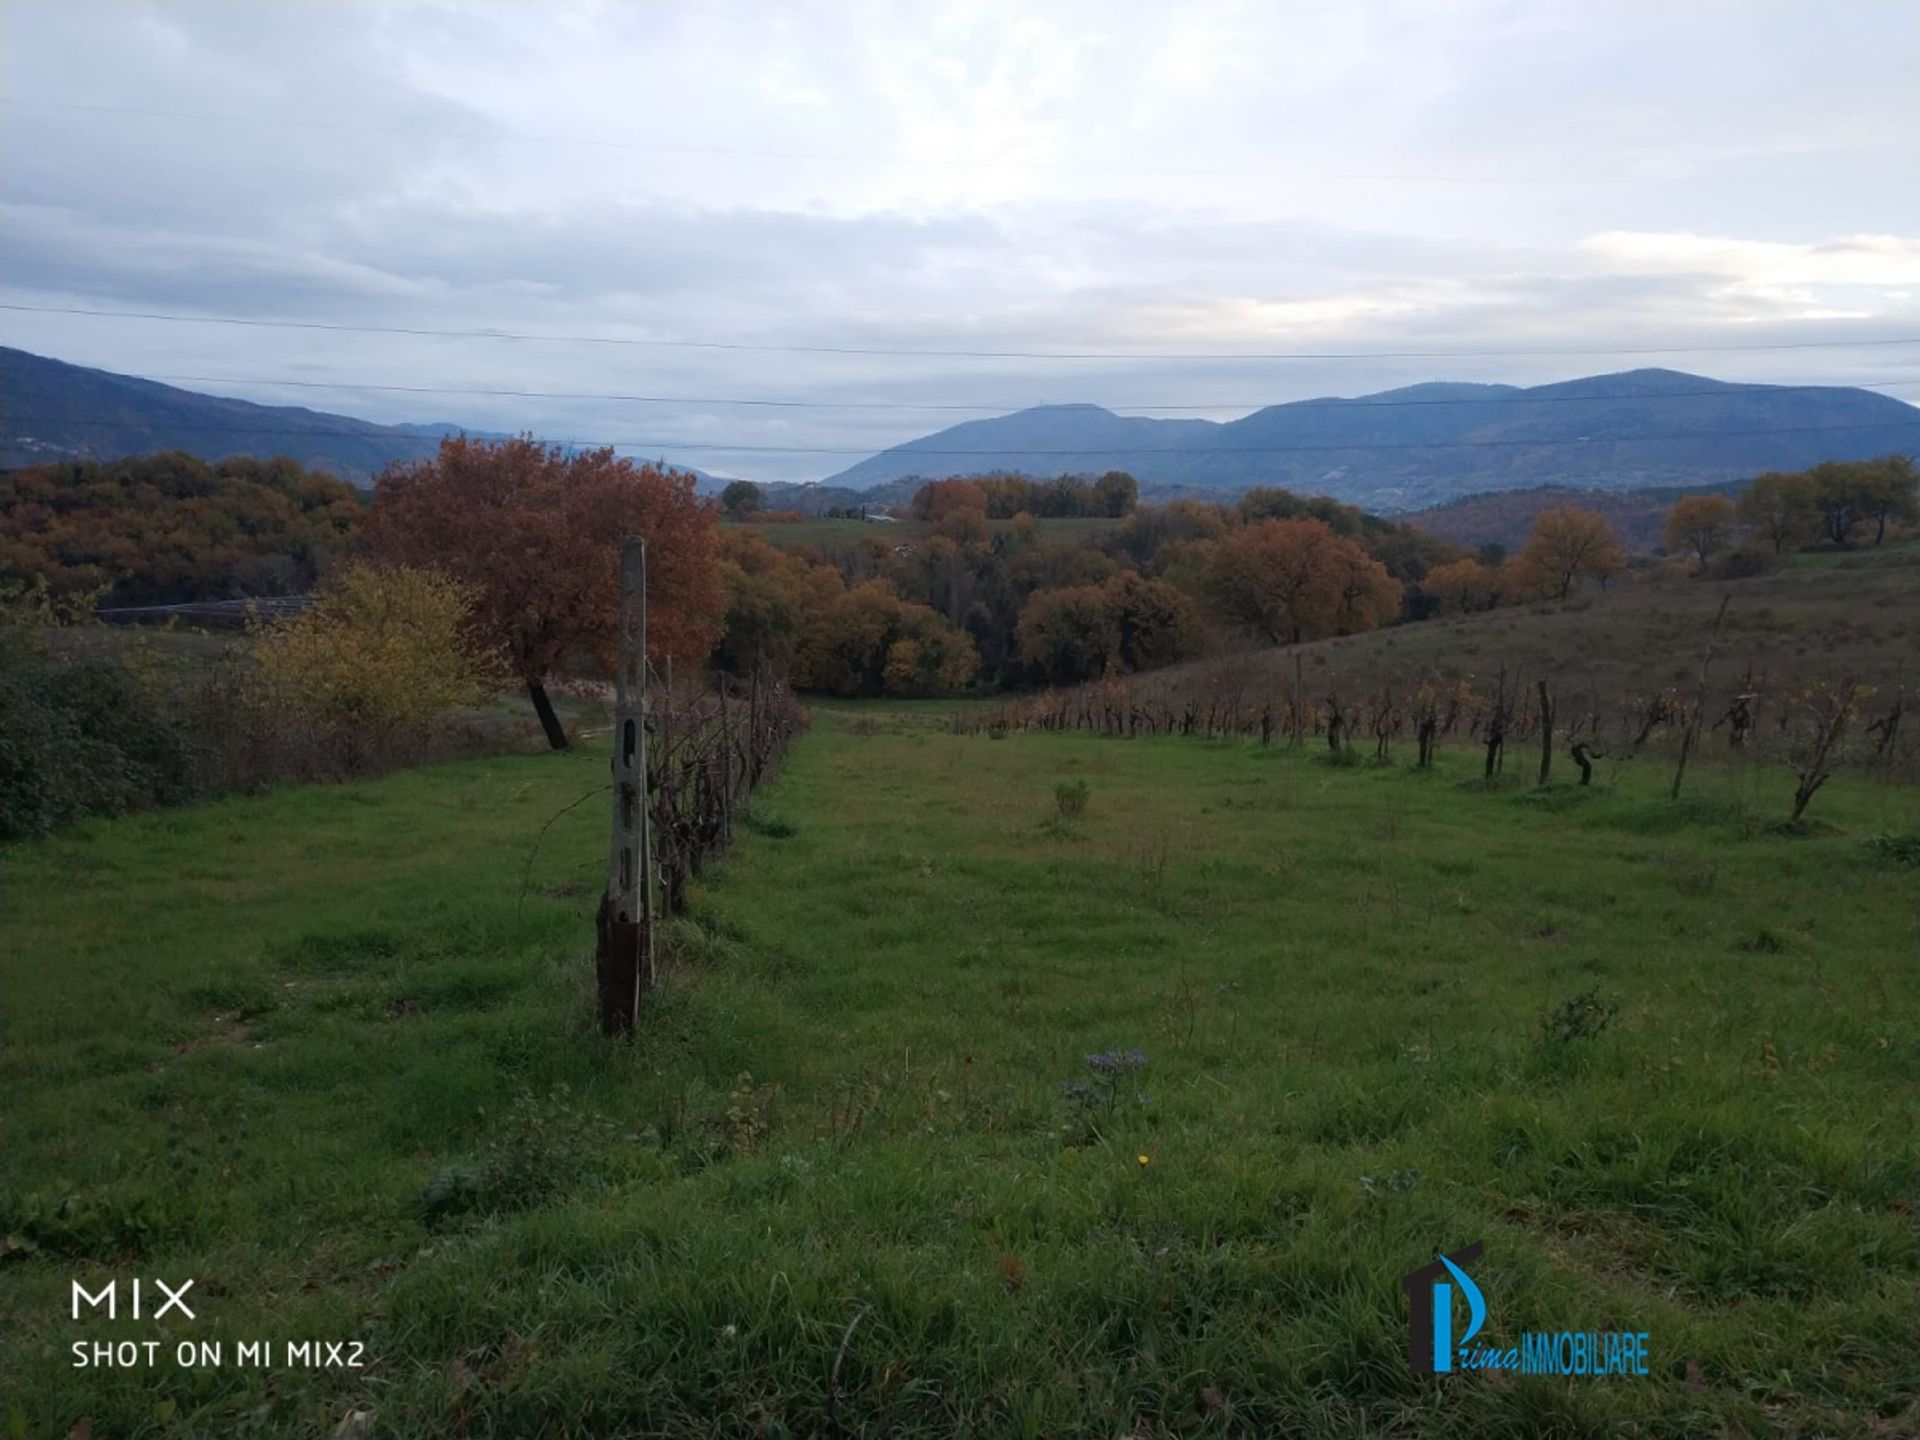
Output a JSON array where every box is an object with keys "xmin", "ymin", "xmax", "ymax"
[
  {"xmin": 1536, "ymin": 679, "xmax": 1554, "ymax": 787},
  {"xmin": 597, "ymin": 537, "xmax": 650, "ymax": 1036}
]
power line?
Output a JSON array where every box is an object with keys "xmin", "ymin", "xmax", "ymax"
[
  {"xmin": 4, "ymin": 97, "xmax": 1882, "ymax": 187},
  {"xmin": 7, "ymin": 412, "xmax": 1914, "ymax": 457},
  {"xmin": 133, "ymin": 371, "xmax": 1920, "ymax": 414},
  {"xmin": 7, "ymin": 301, "xmax": 1917, "ymax": 362}
]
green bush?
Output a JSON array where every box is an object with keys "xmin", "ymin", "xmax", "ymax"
[{"xmin": 0, "ymin": 642, "xmax": 205, "ymax": 841}]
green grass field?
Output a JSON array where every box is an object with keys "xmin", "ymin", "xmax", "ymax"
[{"xmin": 3, "ymin": 707, "xmax": 1915, "ymax": 1437}]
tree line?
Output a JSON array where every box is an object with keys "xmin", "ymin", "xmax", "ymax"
[
  {"xmin": 1420, "ymin": 455, "xmax": 1916, "ymax": 615},
  {"xmin": 0, "ymin": 452, "xmax": 362, "ymax": 605},
  {"xmin": 6, "ymin": 445, "xmax": 1913, "ymax": 738},
  {"xmin": 1706, "ymin": 456, "xmax": 1915, "ymax": 556}
]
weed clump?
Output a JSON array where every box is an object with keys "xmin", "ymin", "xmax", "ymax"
[
  {"xmin": 1540, "ymin": 987, "xmax": 1620, "ymax": 1046},
  {"xmin": 1863, "ymin": 833, "xmax": 1919, "ymax": 866},
  {"xmin": 742, "ymin": 808, "xmax": 798, "ymax": 839},
  {"xmin": 1664, "ymin": 853, "xmax": 1719, "ymax": 896},
  {"xmin": 418, "ymin": 1087, "xmax": 617, "ymax": 1226},
  {"xmin": 1059, "ymin": 1046, "xmax": 1149, "ymax": 1144},
  {"xmin": 0, "ymin": 1189, "xmax": 177, "ymax": 1261},
  {"xmin": 1053, "ymin": 779, "xmax": 1090, "ymax": 819}
]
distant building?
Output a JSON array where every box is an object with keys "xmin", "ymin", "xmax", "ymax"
[{"xmin": 861, "ymin": 510, "xmax": 897, "ymax": 522}]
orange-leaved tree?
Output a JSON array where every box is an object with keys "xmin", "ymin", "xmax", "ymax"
[
  {"xmin": 910, "ymin": 478, "xmax": 990, "ymax": 522},
  {"xmin": 1204, "ymin": 517, "xmax": 1400, "ymax": 645},
  {"xmin": 1516, "ymin": 507, "xmax": 1624, "ymax": 599},
  {"xmin": 1422, "ymin": 558, "xmax": 1504, "ymax": 614},
  {"xmin": 794, "ymin": 579, "xmax": 977, "ymax": 697},
  {"xmin": 367, "ymin": 436, "xmax": 723, "ymax": 749},
  {"xmin": 1663, "ymin": 494, "xmax": 1737, "ymax": 571}
]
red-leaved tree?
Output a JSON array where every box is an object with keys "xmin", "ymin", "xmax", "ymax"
[{"xmin": 367, "ymin": 437, "xmax": 723, "ymax": 749}]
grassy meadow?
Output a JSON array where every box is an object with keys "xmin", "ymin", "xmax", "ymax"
[{"xmin": 2, "ymin": 703, "xmax": 1916, "ymax": 1437}]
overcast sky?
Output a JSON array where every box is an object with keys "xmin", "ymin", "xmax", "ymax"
[{"xmin": 3, "ymin": 0, "xmax": 1917, "ymax": 482}]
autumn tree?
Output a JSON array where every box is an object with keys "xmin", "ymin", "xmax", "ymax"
[
  {"xmin": 910, "ymin": 479, "xmax": 990, "ymax": 522},
  {"xmin": 1011, "ymin": 569, "xmax": 1200, "ymax": 685},
  {"xmin": 1423, "ymin": 558, "xmax": 1503, "ymax": 614},
  {"xmin": 1329, "ymin": 541, "xmax": 1405, "ymax": 632},
  {"xmin": 719, "ymin": 480, "xmax": 765, "ymax": 519},
  {"xmin": 1516, "ymin": 507, "xmax": 1625, "ymax": 598},
  {"xmin": 1092, "ymin": 471, "xmax": 1141, "ymax": 517},
  {"xmin": 710, "ymin": 530, "xmax": 842, "ymax": 676},
  {"xmin": 1015, "ymin": 584, "xmax": 1112, "ymax": 685},
  {"xmin": 794, "ymin": 580, "xmax": 977, "ymax": 697},
  {"xmin": 960, "ymin": 471, "xmax": 1139, "ymax": 518},
  {"xmin": 1737, "ymin": 471, "xmax": 1817, "ymax": 554},
  {"xmin": 1857, "ymin": 454, "xmax": 1918, "ymax": 545},
  {"xmin": 1104, "ymin": 499, "xmax": 1228, "ymax": 571},
  {"xmin": 1205, "ymin": 517, "xmax": 1401, "ymax": 645},
  {"xmin": 1804, "ymin": 457, "xmax": 1917, "ymax": 547},
  {"xmin": 1101, "ymin": 571, "xmax": 1199, "ymax": 672},
  {"xmin": 1664, "ymin": 494, "xmax": 1738, "ymax": 571},
  {"xmin": 367, "ymin": 436, "xmax": 723, "ymax": 750}
]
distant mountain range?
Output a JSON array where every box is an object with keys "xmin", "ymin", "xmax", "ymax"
[
  {"xmin": 0, "ymin": 348, "xmax": 719, "ymax": 487},
  {"xmin": 5, "ymin": 347, "xmax": 1914, "ymax": 510},
  {"xmin": 821, "ymin": 371, "xmax": 1920, "ymax": 511}
]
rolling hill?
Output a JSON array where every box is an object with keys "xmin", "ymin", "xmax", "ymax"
[
  {"xmin": 822, "ymin": 370, "xmax": 1920, "ymax": 511},
  {"xmin": 9, "ymin": 348, "xmax": 1915, "ymax": 510},
  {"xmin": 1, "ymin": 347, "xmax": 471, "ymax": 485},
  {"xmin": 1404, "ymin": 480, "xmax": 1750, "ymax": 553},
  {"xmin": 0, "ymin": 348, "xmax": 719, "ymax": 488}
]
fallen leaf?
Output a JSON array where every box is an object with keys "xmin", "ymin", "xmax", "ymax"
[{"xmin": 996, "ymin": 1253, "xmax": 1026, "ymax": 1293}]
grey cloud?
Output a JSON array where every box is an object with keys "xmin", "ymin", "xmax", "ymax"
[{"xmin": 3, "ymin": 0, "xmax": 1915, "ymax": 483}]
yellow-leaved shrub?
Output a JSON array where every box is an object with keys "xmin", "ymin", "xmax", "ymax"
[{"xmin": 250, "ymin": 564, "xmax": 501, "ymax": 744}]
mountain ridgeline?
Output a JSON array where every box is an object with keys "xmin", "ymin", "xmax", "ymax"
[
  {"xmin": 0, "ymin": 346, "xmax": 468, "ymax": 486},
  {"xmin": 0, "ymin": 347, "xmax": 727, "ymax": 489},
  {"xmin": 4, "ymin": 346, "xmax": 1915, "ymax": 509},
  {"xmin": 821, "ymin": 370, "xmax": 1920, "ymax": 511}
]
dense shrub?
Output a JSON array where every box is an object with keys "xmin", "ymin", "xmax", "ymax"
[
  {"xmin": 249, "ymin": 563, "xmax": 501, "ymax": 766},
  {"xmin": 0, "ymin": 635, "xmax": 204, "ymax": 840},
  {"xmin": 1705, "ymin": 547, "xmax": 1786, "ymax": 581},
  {"xmin": 1, "ymin": 566, "xmax": 514, "ymax": 841}
]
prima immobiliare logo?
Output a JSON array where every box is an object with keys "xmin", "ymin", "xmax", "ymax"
[{"xmin": 1400, "ymin": 1242, "xmax": 1651, "ymax": 1378}]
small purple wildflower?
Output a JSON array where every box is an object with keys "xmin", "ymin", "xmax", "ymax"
[{"xmin": 1085, "ymin": 1048, "xmax": 1147, "ymax": 1076}]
